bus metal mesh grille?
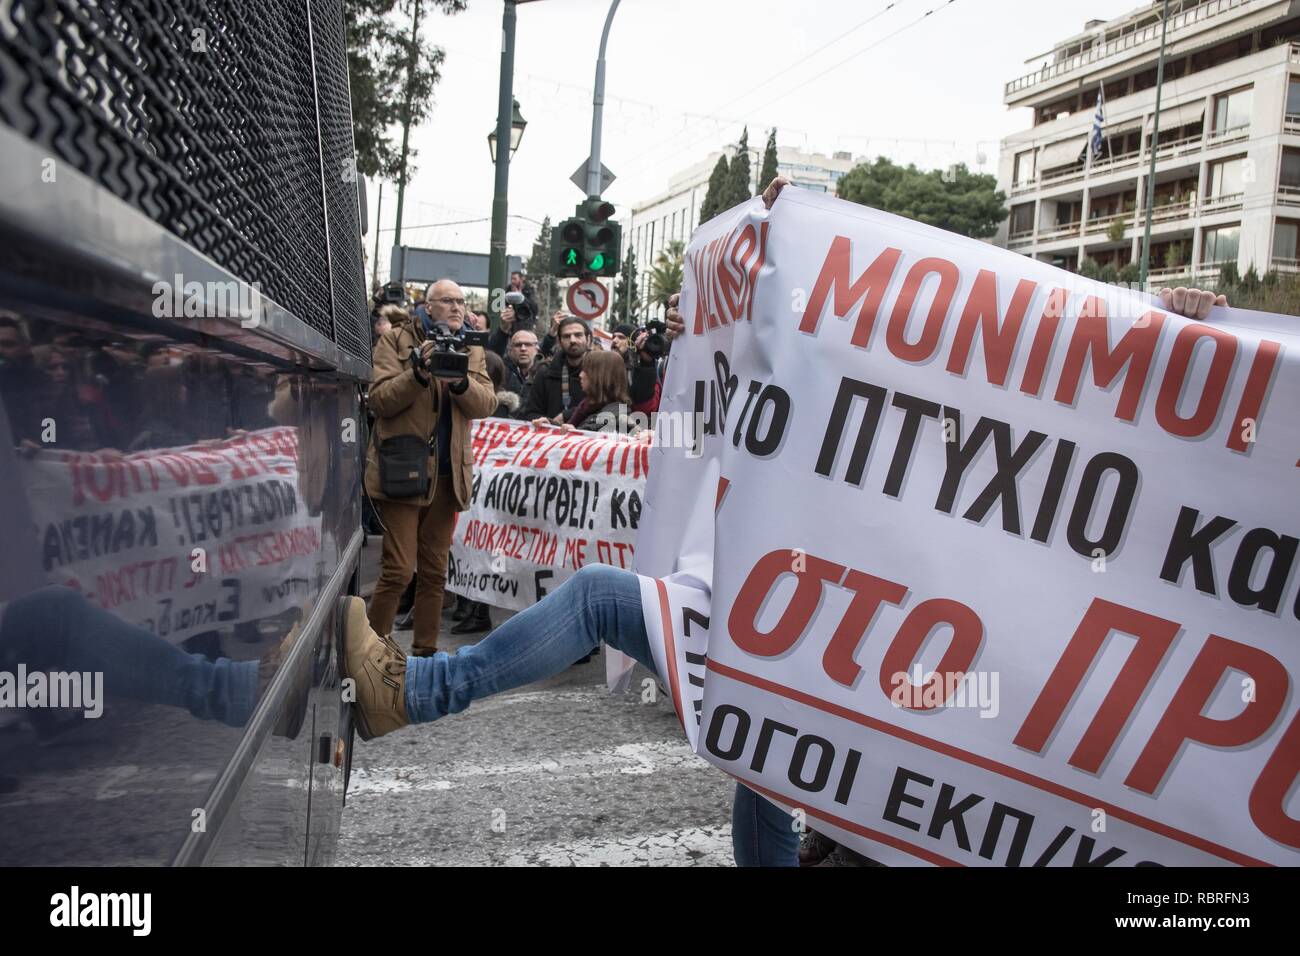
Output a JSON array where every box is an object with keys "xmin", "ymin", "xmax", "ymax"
[{"xmin": 0, "ymin": 0, "xmax": 370, "ymax": 362}]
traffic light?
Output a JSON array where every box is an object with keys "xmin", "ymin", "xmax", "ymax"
[
  {"xmin": 554, "ymin": 216, "xmax": 585, "ymax": 278},
  {"xmin": 580, "ymin": 198, "xmax": 620, "ymax": 277},
  {"xmin": 552, "ymin": 199, "xmax": 621, "ymax": 278}
]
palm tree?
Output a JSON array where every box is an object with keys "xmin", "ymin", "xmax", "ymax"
[{"xmin": 648, "ymin": 240, "xmax": 685, "ymax": 314}]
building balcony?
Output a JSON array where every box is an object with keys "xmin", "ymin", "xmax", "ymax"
[
  {"xmin": 1206, "ymin": 124, "xmax": 1249, "ymax": 147},
  {"xmin": 1017, "ymin": 119, "xmax": 1266, "ymax": 200},
  {"xmin": 1004, "ymin": 0, "xmax": 1267, "ymax": 104},
  {"xmin": 1145, "ymin": 263, "xmax": 1198, "ymax": 287},
  {"xmin": 1037, "ymin": 221, "xmax": 1082, "ymax": 242},
  {"xmin": 1151, "ymin": 132, "xmax": 1205, "ymax": 161},
  {"xmin": 1145, "ymin": 197, "xmax": 1196, "ymax": 222},
  {"xmin": 1200, "ymin": 192, "xmax": 1245, "ymax": 214},
  {"xmin": 1039, "ymin": 165, "xmax": 1087, "ymax": 188},
  {"xmin": 1084, "ymin": 210, "xmax": 1134, "ymax": 235},
  {"xmin": 1271, "ymin": 256, "xmax": 1300, "ymax": 273},
  {"xmin": 1285, "ymin": 113, "xmax": 1300, "ymax": 135},
  {"xmin": 1278, "ymin": 185, "xmax": 1300, "ymax": 208},
  {"xmin": 1090, "ymin": 147, "xmax": 1143, "ymax": 175}
]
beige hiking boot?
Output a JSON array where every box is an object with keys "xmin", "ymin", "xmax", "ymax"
[{"xmin": 341, "ymin": 596, "xmax": 409, "ymax": 740}]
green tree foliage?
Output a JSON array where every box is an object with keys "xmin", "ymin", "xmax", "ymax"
[
  {"xmin": 648, "ymin": 241, "xmax": 685, "ymax": 312},
  {"xmin": 725, "ymin": 127, "xmax": 753, "ymax": 207},
  {"xmin": 835, "ymin": 157, "xmax": 1008, "ymax": 239},
  {"xmin": 1213, "ymin": 265, "xmax": 1300, "ymax": 315},
  {"xmin": 344, "ymin": 0, "xmax": 468, "ymax": 181},
  {"xmin": 612, "ymin": 246, "xmax": 641, "ymax": 326},
  {"xmin": 758, "ymin": 127, "xmax": 779, "ymax": 194},
  {"xmin": 525, "ymin": 216, "xmax": 558, "ymax": 315},
  {"xmin": 699, "ymin": 155, "xmax": 730, "ymax": 225}
]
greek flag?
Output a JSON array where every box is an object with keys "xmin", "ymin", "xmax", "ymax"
[{"xmin": 1089, "ymin": 84, "xmax": 1105, "ymax": 161}]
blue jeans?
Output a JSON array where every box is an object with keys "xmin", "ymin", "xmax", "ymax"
[
  {"xmin": 0, "ymin": 586, "xmax": 260, "ymax": 726},
  {"xmin": 404, "ymin": 563, "xmax": 799, "ymax": 867}
]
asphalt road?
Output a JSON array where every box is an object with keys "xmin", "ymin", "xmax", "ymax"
[{"xmin": 336, "ymin": 537, "xmax": 736, "ymax": 866}]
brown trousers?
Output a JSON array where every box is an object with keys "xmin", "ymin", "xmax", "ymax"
[{"xmin": 368, "ymin": 475, "xmax": 458, "ymax": 653}]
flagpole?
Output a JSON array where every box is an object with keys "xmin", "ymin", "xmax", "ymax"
[{"xmin": 1082, "ymin": 82, "xmax": 1099, "ymax": 270}]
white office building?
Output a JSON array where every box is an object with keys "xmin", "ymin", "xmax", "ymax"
[
  {"xmin": 621, "ymin": 146, "xmax": 859, "ymax": 318},
  {"xmin": 995, "ymin": 0, "xmax": 1300, "ymax": 289}
]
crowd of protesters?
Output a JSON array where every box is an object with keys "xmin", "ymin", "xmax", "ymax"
[
  {"xmin": 368, "ymin": 270, "xmax": 668, "ymax": 435},
  {"xmin": 360, "ymin": 272, "xmax": 672, "ymax": 650}
]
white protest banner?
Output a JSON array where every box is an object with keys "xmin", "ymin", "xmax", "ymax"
[
  {"xmin": 448, "ymin": 417, "xmax": 649, "ymax": 611},
  {"xmin": 23, "ymin": 426, "xmax": 324, "ymax": 644},
  {"xmin": 635, "ymin": 187, "xmax": 1300, "ymax": 867}
]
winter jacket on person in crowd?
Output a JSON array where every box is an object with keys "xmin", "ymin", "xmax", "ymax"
[{"xmin": 364, "ymin": 311, "xmax": 496, "ymax": 510}]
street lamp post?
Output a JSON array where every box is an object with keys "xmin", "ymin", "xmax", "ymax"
[
  {"xmin": 487, "ymin": 2, "xmax": 525, "ymax": 332},
  {"xmin": 584, "ymin": 0, "xmax": 621, "ymax": 199},
  {"xmin": 393, "ymin": 0, "xmax": 423, "ymax": 251},
  {"xmin": 488, "ymin": 98, "xmax": 527, "ymax": 163}
]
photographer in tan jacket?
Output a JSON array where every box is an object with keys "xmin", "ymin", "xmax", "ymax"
[{"xmin": 365, "ymin": 279, "xmax": 496, "ymax": 655}]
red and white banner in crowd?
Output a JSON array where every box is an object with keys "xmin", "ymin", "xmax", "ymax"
[
  {"xmin": 448, "ymin": 418, "xmax": 649, "ymax": 611},
  {"xmin": 22, "ymin": 427, "xmax": 324, "ymax": 644},
  {"xmin": 635, "ymin": 187, "xmax": 1300, "ymax": 866}
]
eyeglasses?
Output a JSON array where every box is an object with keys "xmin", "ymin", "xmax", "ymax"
[{"xmin": 431, "ymin": 297, "xmax": 466, "ymax": 307}]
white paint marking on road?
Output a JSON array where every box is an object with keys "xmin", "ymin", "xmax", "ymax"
[
  {"xmin": 347, "ymin": 740, "xmax": 706, "ymax": 796},
  {"xmin": 503, "ymin": 825, "xmax": 734, "ymax": 867}
]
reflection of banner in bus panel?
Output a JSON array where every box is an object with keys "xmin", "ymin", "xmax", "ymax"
[
  {"xmin": 23, "ymin": 426, "xmax": 323, "ymax": 643},
  {"xmin": 448, "ymin": 418, "xmax": 648, "ymax": 610},
  {"xmin": 636, "ymin": 188, "xmax": 1300, "ymax": 867}
]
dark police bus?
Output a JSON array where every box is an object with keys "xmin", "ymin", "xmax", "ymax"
[{"xmin": 0, "ymin": 0, "xmax": 371, "ymax": 864}]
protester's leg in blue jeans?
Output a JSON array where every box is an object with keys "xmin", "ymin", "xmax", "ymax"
[
  {"xmin": 731, "ymin": 782, "xmax": 799, "ymax": 867},
  {"xmin": 403, "ymin": 563, "xmax": 651, "ymax": 721},
  {"xmin": 402, "ymin": 563, "xmax": 799, "ymax": 866}
]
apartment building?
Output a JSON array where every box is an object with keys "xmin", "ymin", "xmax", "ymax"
[{"xmin": 996, "ymin": 0, "xmax": 1300, "ymax": 288}]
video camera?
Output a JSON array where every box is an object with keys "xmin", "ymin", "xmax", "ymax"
[
  {"xmin": 634, "ymin": 320, "xmax": 669, "ymax": 359},
  {"xmin": 411, "ymin": 322, "xmax": 491, "ymax": 381},
  {"xmin": 504, "ymin": 290, "xmax": 536, "ymax": 331},
  {"xmin": 377, "ymin": 281, "xmax": 407, "ymax": 307}
]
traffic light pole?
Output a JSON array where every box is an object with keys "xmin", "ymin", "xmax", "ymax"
[
  {"xmin": 488, "ymin": 1, "xmax": 519, "ymax": 331},
  {"xmin": 584, "ymin": 0, "xmax": 621, "ymax": 199}
]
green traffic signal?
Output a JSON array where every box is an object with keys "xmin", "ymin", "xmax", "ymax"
[{"xmin": 551, "ymin": 205, "xmax": 619, "ymax": 277}]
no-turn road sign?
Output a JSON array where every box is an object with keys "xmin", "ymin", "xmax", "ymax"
[{"xmin": 566, "ymin": 279, "xmax": 609, "ymax": 322}]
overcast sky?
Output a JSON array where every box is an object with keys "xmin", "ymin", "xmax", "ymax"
[{"xmin": 368, "ymin": 0, "xmax": 1139, "ymax": 281}]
